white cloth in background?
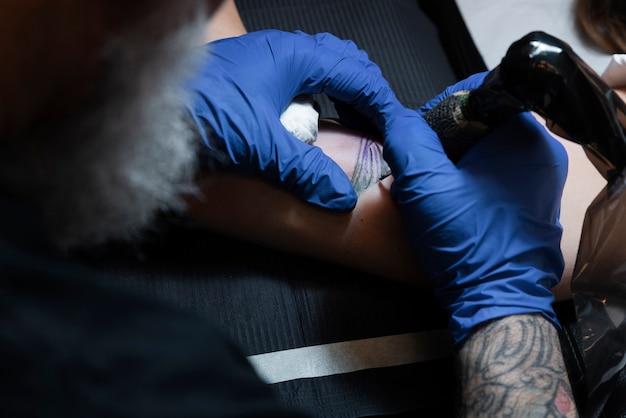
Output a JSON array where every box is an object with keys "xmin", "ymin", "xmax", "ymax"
[{"xmin": 456, "ymin": 0, "xmax": 612, "ymax": 75}]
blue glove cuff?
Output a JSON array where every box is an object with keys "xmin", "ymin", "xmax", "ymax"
[{"xmin": 440, "ymin": 272, "xmax": 560, "ymax": 345}]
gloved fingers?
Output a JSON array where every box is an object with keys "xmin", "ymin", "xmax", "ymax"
[
  {"xmin": 456, "ymin": 113, "xmax": 568, "ymax": 221},
  {"xmin": 324, "ymin": 56, "xmax": 403, "ymax": 132},
  {"xmin": 418, "ymin": 71, "xmax": 491, "ymax": 115},
  {"xmin": 383, "ymin": 111, "xmax": 460, "ymax": 193},
  {"xmin": 292, "ymin": 32, "xmax": 404, "ymax": 132},
  {"xmin": 461, "ymin": 112, "xmax": 568, "ymax": 169},
  {"xmin": 265, "ymin": 120, "xmax": 358, "ymax": 211},
  {"xmin": 306, "ymin": 32, "xmax": 373, "ymax": 66},
  {"xmin": 217, "ymin": 31, "xmax": 401, "ymax": 134}
]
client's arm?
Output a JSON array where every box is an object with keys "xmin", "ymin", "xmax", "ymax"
[
  {"xmin": 187, "ymin": 121, "xmax": 421, "ymax": 282},
  {"xmin": 188, "ymin": 115, "xmax": 605, "ymax": 294}
]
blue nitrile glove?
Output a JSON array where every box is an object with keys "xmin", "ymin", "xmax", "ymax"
[
  {"xmin": 383, "ymin": 72, "xmax": 568, "ymax": 344},
  {"xmin": 186, "ymin": 30, "xmax": 403, "ymax": 211}
]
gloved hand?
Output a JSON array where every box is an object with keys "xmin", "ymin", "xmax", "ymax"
[
  {"xmin": 186, "ymin": 30, "xmax": 403, "ymax": 211},
  {"xmin": 384, "ymin": 72, "xmax": 568, "ymax": 343}
]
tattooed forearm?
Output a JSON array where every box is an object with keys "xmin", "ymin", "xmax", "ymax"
[
  {"xmin": 457, "ymin": 314, "xmax": 578, "ymax": 418},
  {"xmin": 350, "ymin": 135, "xmax": 391, "ymax": 193}
]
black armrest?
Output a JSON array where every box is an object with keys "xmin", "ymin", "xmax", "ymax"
[{"xmin": 418, "ymin": 0, "xmax": 488, "ymax": 78}]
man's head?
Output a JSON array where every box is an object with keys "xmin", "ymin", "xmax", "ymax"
[{"xmin": 0, "ymin": 0, "xmax": 223, "ymax": 248}]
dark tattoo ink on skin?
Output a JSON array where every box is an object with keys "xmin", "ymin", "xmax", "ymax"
[
  {"xmin": 457, "ymin": 314, "xmax": 578, "ymax": 418},
  {"xmin": 350, "ymin": 135, "xmax": 391, "ymax": 193}
]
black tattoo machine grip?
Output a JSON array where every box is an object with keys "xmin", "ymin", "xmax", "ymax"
[{"xmin": 425, "ymin": 31, "xmax": 626, "ymax": 175}]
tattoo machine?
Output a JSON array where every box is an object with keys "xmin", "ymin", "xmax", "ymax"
[{"xmin": 424, "ymin": 31, "xmax": 626, "ymax": 178}]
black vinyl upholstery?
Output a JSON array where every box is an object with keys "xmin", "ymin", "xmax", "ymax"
[{"xmin": 91, "ymin": 219, "xmax": 453, "ymax": 418}]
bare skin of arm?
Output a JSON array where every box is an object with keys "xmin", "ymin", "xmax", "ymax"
[
  {"xmin": 188, "ymin": 121, "xmax": 420, "ymax": 281},
  {"xmin": 203, "ymin": 0, "xmax": 246, "ymax": 40},
  {"xmin": 189, "ymin": 117, "xmax": 607, "ymax": 293}
]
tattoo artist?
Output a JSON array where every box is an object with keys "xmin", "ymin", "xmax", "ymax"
[
  {"xmin": 187, "ymin": 33, "xmax": 578, "ymax": 416},
  {"xmin": 0, "ymin": 6, "xmax": 576, "ymax": 418}
]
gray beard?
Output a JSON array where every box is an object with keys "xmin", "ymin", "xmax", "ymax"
[{"xmin": 0, "ymin": 10, "xmax": 207, "ymax": 249}]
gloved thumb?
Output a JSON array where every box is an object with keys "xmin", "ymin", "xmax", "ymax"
[
  {"xmin": 383, "ymin": 110, "xmax": 458, "ymax": 191},
  {"xmin": 267, "ymin": 121, "xmax": 358, "ymax": 211},
  {"xmin": 418, "ymin": 71, "xmax": 491, "ymax": 116}
]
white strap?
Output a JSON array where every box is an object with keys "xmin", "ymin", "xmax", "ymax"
[{"xmin": 247, "ymin": 330, "xmax": 452, "ymax": 384}]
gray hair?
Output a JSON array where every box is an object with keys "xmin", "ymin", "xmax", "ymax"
[{"xmin": 0, "ymin": 5, "xmax": 208, "ymax": 249}]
